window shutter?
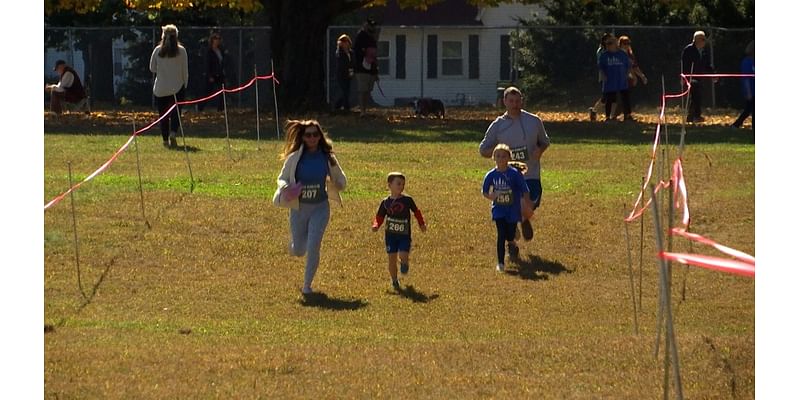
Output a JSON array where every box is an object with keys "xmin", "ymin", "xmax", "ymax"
[
  {"xmin": 427, "ymin": 34, "xmax": 438, "ymax": 79},
  {"xmin": 468, "ymin": 35, "xmax": 479, "ymax": 79},
  {"xmin": 500, "ymin": 34, "xmax": 510, "ymax": 80},
  {"xmin": 396, "ymin": 35, "xmax": 406, "ymax": 79}
]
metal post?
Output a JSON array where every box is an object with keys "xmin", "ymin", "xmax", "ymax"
[
  {"xmin": 271, "ymin": 59, "xmax": 281, "ymax": 140},
  {"xmin": 173, "ymin": 94, "xmax": 195, "ymax": 192},
  {"xmin": 326, "ymin": 27, "xmax": 331, "ymax": 106},
  {"xmin": 238, "ymin": 29, "xmax": 243, "ymax": 108},
  {"xmin": 709, "ymin": 27, "xmax": 716, "ymax": 110},
  {"xmin": 624, "ymin": 218, "xmax": 639, "ymax": 334},
  {"xmin": 649, "ymin": 184, "xmax": 684, "ymax": 400},
  {"xmin": 420, "ymin": 27, "xmax": 425, "ymax": 99},
  {"xmin": 67, "ymin": 162, "xmax": 87, "ymax": 300},
  {"xmin": 638, "ymin": 176, "xmax": 644, "ymax": 310},
  {"xmin": 152, "ymin": 27, "xmax": 157, "ymax": 110},
  {"xmin": 132, "ymin": 121, "xmax": 150, "ymax": 229},
  {"xmin": 662, "ymin": 75, "xmax": 668, "ymax": 147},
  {"xmin": 222, "ymin": 84, "xmax": 233, "ymax": 161},
  {"xmin": 254, "ymin": 64, "xmax": 261, "ymax": 148}
]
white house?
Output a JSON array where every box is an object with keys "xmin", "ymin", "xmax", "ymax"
[{"xmin": 330, "ymin": 0, "xmax": 547, "ymax": 107}]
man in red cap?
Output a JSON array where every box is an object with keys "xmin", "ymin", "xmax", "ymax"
[{"xmin": 46, "ymin": 60, "xmax": 87, "ymax": 114}]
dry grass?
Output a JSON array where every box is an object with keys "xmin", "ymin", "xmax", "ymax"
[{"xmin": 44, "ymin": 107, "xmax": 754, "ymax": 398}]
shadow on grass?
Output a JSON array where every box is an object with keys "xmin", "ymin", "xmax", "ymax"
[
  {"xmin": 45, "ymin": 109, "xmax": 754, "ymax": 146},
  {"xmin": 389, "ymin": 285, "xmax": 440, "ymax": 303},
  {"xmin": 505, "ymin": 255, "xmax": 573, "ymax": 281},
  {"xmin": 170, "ymin": 144, "xmax": 202, "ymax": 153},
  {"xmin": 298, "ymin": 292, "xmax": 368, "ymax": 311}
]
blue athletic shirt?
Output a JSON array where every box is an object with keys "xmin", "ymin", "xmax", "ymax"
[
  {"xmin": 598, "ymin": 49, "xmax": 630, "ymax": 93},
  {"xmin": 482, "ymin": 166, "xmax": 529, "ymax": 222},
  {"xmin": 740, "ymin": 56, "xmax": 754, "ymax": 97},
  {"xmin": 295, "ymin": 149, "xmax": 329, "ymax": 203}
]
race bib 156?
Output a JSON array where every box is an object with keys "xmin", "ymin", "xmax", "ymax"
[{"xmin": 495, "ymin": 189, "xmax": 513, "ymax": 206}]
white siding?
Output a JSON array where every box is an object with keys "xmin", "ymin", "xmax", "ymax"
[{"xmin": 371, "ymin": 27, "xmax": 514, "ymax": 107}]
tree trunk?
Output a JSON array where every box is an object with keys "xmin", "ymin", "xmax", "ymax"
[
  {"xmin": 83, "ymin": 36, "xmax": 115, "ymax": 103},
  {"xmin": 270, "ymin": 1, "xmax": 334, "ymax": 112}
]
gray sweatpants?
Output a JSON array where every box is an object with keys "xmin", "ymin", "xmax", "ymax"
[{"xmin": 289, "ymin": 201, "xmax": 330, "ymax": 289}]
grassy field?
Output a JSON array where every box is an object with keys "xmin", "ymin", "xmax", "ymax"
[{"xmin": 44, "ymin": 108, "xmax": 754, "ymax": 398}]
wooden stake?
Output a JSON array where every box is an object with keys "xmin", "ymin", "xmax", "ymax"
[
  {"xmin": 222, "ymin": 83, "xmax": 233, "ymax": 161},
  {"xmin": 132, "ymin": 120, "xmax": 150, "ymax": 229},
  {"xmin": 271, "ymin": 59, "xmax": 281, "ymax": 140},
  {"xmin": 624, "ymin": 217, "xmax": 639, "ymax": 334},
  {"xmin": 67, "ymin": 162, "xmax": 87, "ymax": 300},
  {"xmin": 254, "ymin": 64, "xmax": 261, "ymax": 148},
  {"xmin": 173, "ymin": 94, "xmax": 194, "ymax": 192}
]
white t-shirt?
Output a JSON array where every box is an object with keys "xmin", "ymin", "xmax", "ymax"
[{"xmin": 53, "ymin": 71, "xmax": 74, "ymax": 93}]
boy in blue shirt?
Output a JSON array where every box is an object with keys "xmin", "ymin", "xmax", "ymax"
[{"xmin": 482, "ymin": 144, "xmax": 530, "ymax": 272}]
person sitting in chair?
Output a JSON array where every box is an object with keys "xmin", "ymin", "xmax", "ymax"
[{"xmin": 46, "ymin": 60, "xmax": 87, "ymax": 114}]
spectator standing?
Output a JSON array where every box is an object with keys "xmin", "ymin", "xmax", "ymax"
[
  {"xmin": 333, "ymin": 34, "xmax": 354, "ymax": 113},
  {"xmin": 353, "ymin": 19, "xmax": 379, "ymax": 117},
  {"xmin": 149, "ymin": 24, "xmax": 189, "ymax": 148},
  {"xmin": 198, "ymin": 32, "xmax": 226, "ymax": 112},
  {"xmin": 731, "ymin": 40, "xmax": 755, "ymax": 129},
  {"xmin": 589, "ymin": 33, "xmax": 613, "ymax": 121},
  {"xmin": 681, "ymin": 31, "xmax": 716, "ymax": 123},
  {"xmin": 611, "ymin": 35, "xmax": 647, "ymax": 119},
  {"xmin": 598, "ymin": 35, "xmax": 633, "ymax": 122}
]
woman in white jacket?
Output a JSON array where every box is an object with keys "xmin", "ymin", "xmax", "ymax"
[
  {"xmin": 150, "ymin": 24, "xmax": 188, "ymax": 148},
  {"xmin": 273, "ymin": 120, "xmax": 347, "ymax": 295}
]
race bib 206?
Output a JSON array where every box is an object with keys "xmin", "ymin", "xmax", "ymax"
[{"xmin": 386, "ymin": 216, "xmax": 410, "ymax": 235}]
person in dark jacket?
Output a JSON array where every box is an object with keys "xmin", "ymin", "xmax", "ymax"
[
  {"xmin": 46, "ymin": 60, "xmax": 87, "ymax": 114},
  {"xmin": 198, "ymin": 32, "xmax": 226, "ymax": 112},
  {"xmin": 353, "ymin": 19, "xmax": 379, "ymax": 116},
  {"xmin": 681, "ymin": 31, "xmax": 716, "ymax": 123},
  {"xmin": 333, "ymin": 34, "xmax": 354, "ymax": 113},
  {"xmin": 731, "ymin": 40, "xmax": 755, "ymax": 129}
]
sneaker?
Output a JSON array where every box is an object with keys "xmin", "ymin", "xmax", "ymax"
[
  {"xmin": 301, "ymin": 286, "xmax": 313, "ymax": 295},
  {"xmin": 521, "ymin": 219, "xmax": 534, "ymax": 241},
  {"xmin": 496, "ymin": 263, "xmax": 505, "ymax": 272},
  {"xmin": 400, "ymin": 262, "xmax": 409, "ymax": 275},
  {"xmin": 508, "ymin": 242, "xmax": 519, "ymax": 260},
  {"xmin": 392, "ymin": 280, "xmax": 401, "ymax": 291}
]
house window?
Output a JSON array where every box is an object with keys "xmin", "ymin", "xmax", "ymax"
[
  {"xmin": 377, "ymin": 40, "xmax": 390, "ymax": 76},
  {"xmin": 442, "ymin": 41, "xmax": 463, "ymax": 76}
]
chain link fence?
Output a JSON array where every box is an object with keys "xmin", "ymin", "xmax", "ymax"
[
  {"xmin": 45, "ymin": 25, "xmax": 753, "ymax": 111},
  {"xmin": 45, "ymin": 26, "xmax": 273, "ymax": 109}
]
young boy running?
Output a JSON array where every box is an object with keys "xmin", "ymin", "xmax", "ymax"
[{"xmin": 372, "ymin": 172, "xmax": 427, "ymax": 290}]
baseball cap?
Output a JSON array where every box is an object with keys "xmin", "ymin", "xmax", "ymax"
[{"xmin": 53, "ymin": 59, "xmax": 66, "ymax": 71}]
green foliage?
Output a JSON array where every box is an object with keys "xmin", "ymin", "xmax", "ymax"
[{"xmin": 510, "ymin": 0, "xmax": 754, "ymax": 107}]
